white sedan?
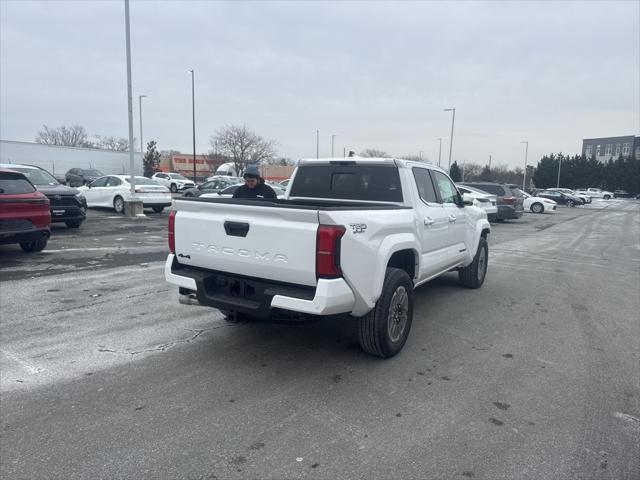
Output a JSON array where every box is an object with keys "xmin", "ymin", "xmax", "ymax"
[
  {"xmin": 522, "ymin": 192, "xmax": 557, "ymax": 214},
  {"xmin": 78, "ymin": 175, "xmax": 172, "ymax": 213},
  {"xmin": 457, "ymin": 185, "xmax": 498, "ymax": 221},
  {"xmin": 200, "ymin": 184, "xmax": 286, "ymax": 199}
]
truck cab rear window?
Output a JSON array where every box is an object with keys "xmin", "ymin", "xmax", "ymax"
[{"xmin": 290, "ymin": 165, "xmax": 403, "ymax": 202}]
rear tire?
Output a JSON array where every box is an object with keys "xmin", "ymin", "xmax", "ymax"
[
  {"xmin": 357, "ymin": 268, "xmax": 414, "ymax": 358},
  {"xmin": 113, "ymin": 196, "xmax": 125, "ymax": 214},
  {"xmin": 458, "ymin": 237, "xmax": 488, "ymax": 289},
  {"xmin": 170, "ymin": 184, "xmax": 178, "ymax": 193},
  {"xmin": 530, "ymin": 202, "xmax": 544, "ymax": 214},
  {"xmin": 20, "ymin": 237, "xmax": 48, "ymax": 252}
]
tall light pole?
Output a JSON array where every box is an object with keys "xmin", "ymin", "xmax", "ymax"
[
  {"xmin": 521, "ymin": 141, "xmax": 529, "ymax": 191},
  {"xmin": 138, "ymin": 94, "xmax": 147, "ymax": 159},
  {"xmin": 557, "ymin": 156, "xmax": 562, "ymax": 188},
  {"xmin": 444, "ymin": 108, "xmax": 456, "ymax": 172},
  {"xmin": 437, "ymin": 137, "xmax": 442, "ymax": 167},
  {"xmin": 124, "ymin": 0, "xmax": 137, "ymax": 202},
  {"xmin": 331, "ymin": 134, "xmax": 337, "ymax": 157},
  {"xmin": 316, "ymin": 130, "xmax": 319, "ymax": 158},
  {"xmin": 419, "ymin": 150, "xmax": 423, "ymax": 161},
  {"xmin": 188, "ymin": 69, "xmax": 196, "ymax": 183}
]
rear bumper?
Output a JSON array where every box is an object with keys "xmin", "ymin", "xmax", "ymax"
[
  {"xmin": 0, "ymin": 225, "xmax": 49, "ymax": 246},
  {"xmin": 497, "ymin": 205, "xmax": 523, "ymax": 219},
  {"xmin": 165, "ymin": 254, "xmax": 355, "ymax": 317}
]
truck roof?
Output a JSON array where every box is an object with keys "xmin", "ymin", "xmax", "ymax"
[{"xmin": 297, "ymin": 157, "xmax": 447, "ymax": 174}]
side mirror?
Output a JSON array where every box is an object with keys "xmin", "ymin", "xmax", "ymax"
[{"xmin": 461, "ymin": 193, "xmax": 474, "ymax": 206}]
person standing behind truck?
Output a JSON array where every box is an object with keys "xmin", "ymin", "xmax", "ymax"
[{"xmin": 232, "ymin": 164, "xmax": 277, "ymax": 200}]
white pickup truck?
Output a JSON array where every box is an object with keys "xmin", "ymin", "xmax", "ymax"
[
  {"xmin": 165, "ymin": 158, "xmax": 491, "ymax": 358},
  {"xmin": 574, "ymin": 188, "xmax": 614, "ymax": 200}
]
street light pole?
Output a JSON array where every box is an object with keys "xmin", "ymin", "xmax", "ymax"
[
  {"xmin": 188, "ymin": 69, "xmax": 196, "ymax": 183},
  {"xmin": 437, "ymin": 137, "xmax": 442, "ymax": 167},
  {"xmin": 419, "ymin": 150, "xmax": 423, "ymax": 161},
  {"xmin": 331, "ymin": 134, "xmax": 337, "ymax": 157},
  {"xmin": 521, "ymin": 141, "xmax": 529, "ymax": 191},
  {"xmin": 316, "ymin": 130, "xmax": 319, "ymax": 159},
  {"xmin": 557, "ymin": 156, "xmax": 562, "ymax": 188},
  {"xmin": 138, "ymin": 94, "xmax": 147, "ymax": 159},
  {"xmin": 124, "ymin": 0, "xmax": 137, "ymax": 202},
  {"xmin": 444, "ymin": 108, "xmax": 456, "ymax": 172}
]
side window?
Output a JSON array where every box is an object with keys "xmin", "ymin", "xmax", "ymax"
[
  {"xmin": 106, "ymin": 177, "xmax": 122, "ymax": 187},
  {"xmin": 90, "ymin": 177, "xmax": 108, "ymax": 187},
  {"xmin": 431, "ymin": 171, "xmax": 460, "ymax": 204},
  {"xmin": 412, "ymin": 168, "xmax": 438, "ymax": 203}
]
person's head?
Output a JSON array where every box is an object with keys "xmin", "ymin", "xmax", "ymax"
[{"xmin": 243, "ymin": 164, "xmax": 261, "ymax": 189}]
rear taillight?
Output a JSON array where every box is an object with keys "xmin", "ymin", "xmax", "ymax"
[
  {"xmin": 168, "ymin": 210, "xmax": 176, "ymax": 253},
  {"xmin": 502, "ymin": 196, "xmax": 517, "ymax": 205},
  {"xmin": 316, "ymin": 225, "xmax": 346, "ymax": 279}
]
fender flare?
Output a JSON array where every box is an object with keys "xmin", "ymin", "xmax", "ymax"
[{"xmin": 367, "ymin": 233, "xmax": 420, "ymax": 308}]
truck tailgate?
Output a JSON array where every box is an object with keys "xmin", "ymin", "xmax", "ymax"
[{"xmin": 173, "ymin": 200, "xmax": 319, "ymax": 287}]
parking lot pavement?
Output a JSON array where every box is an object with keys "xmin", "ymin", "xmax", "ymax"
[
  {"xmin": 1, "ymin": 199, "xmax": 639, "ymax": 479},
  {"xmin": 0, "ymin": 208, "xmax": 170, "ymax": 282}
]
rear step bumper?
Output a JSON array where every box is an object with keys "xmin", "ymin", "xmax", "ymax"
[{"xmin": 165, "ymin": 254, "xmax": 355, "ymax": 317}]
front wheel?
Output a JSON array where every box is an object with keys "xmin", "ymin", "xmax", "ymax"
[
  {"xmin": 567, "ymin": 200, "xmax": 575, "ymax": 208},
  {"xmin": 357, "ymin": 268, "xmax": 414, "ymax": 359},
  {"xmin": 530, "ymin": 202, "xmax": 544, "ymax": 214},
  {"xmin": 458, "ymin": 236, "xmax": 488, "ymax": 289},
  {"xmin": 20, "ymin": 237, "xmax": 48, "ymax": 252},
  {"xmin": 604, "ymin": 195, "xmax": 611, "ymax": 200},
  {"xmin": 170, "ymin": 184, "xmax": 178, "ymax": 193},
  {"xmin": 113, "ymin": 196, "xmax": 125, "ymax": 214}
]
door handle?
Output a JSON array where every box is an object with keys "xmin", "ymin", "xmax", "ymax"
[
  {"xmin": 448, "ymin": 215, "xmax": 457, "ymax": 223},
  {"xmin": 424, "ymin": 217, "xmax": 434, "ymax": 226}
]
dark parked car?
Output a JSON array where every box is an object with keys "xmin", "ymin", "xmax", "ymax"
[
  {"xmin": 182, "ymin": 178, "xmax": 236, "ymax": 197},
  {"xmin": 458, "ymin": 182, "xmax": 524, "ymax": 221},
  {"xmin": 0, "ymin": 168, "xmax": 51, "ymax": 252},
  {"xmin": 536, "ymin": 190, "xmax": 584, "ymax": 207},
  {"xmin": 613, "ymin": 190, "xmax": 634, "ymax": 198},
  {"xmin": 0, "ymin": 164, "xmax": 87, "ymax": 228},
  {"xmin": 65, "ymin": 168, "xmax": 104, "ymax": 187}
]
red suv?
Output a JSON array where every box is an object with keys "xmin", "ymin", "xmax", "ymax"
[{"xmin": 0, "ymin": 168, "xmax": 51, "ymax": 252}]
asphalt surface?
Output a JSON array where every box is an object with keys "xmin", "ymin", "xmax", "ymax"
[{"xmin": 1, "ymin": 200, "xmax": 639, "ymax": 480}]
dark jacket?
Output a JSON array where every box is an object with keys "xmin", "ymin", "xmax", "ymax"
[{"xmin": 232, "ymin": 182, "xmax": 277, "ymax": 200}]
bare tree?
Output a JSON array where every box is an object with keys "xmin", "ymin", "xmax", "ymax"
[
  {"xmin": 360, "ymin": 148, "xmax": 390, "ymax": 158},
  {"xmin": 35, "ymin": 125, "xmax": 91, "ymax": 147},
  {"xmin": 211, "ymin": 125, "xmax": 276, "ymax": 176},
  {"xmin": 93, "ymin": 135, "xmax": 132, "ymax": 151}
]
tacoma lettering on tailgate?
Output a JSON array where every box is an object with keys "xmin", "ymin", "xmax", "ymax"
[{"xmin": 191, "ymin": 243, "xmax": 288, "ymax": 263}]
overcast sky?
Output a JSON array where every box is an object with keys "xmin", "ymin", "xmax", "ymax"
[{"xmin": 1, "ymin": 0, "xmax": 638, "ymax": 169}]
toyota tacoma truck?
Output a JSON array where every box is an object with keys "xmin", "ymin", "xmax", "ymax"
[{"xmin": 165, "ymin": 158, "xmax": 491, "ymax": 358}]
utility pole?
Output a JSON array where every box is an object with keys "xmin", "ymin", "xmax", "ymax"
[
  {"xmin": 138, "ymin": 94, "xmax": 147, "ymax": 160},
  {"xmin": 123, "ymin": 0, "xmax": 140, "ymax": 215},
  {"xmin": 437, "ymin": 137, "xmax": 442, "ymax": 167},
  {"xmin": 189, "ymin": 69, "xmax": 196, "ymax": 183},
  {"xmin": 557, "ymin": 156, "xmax": 562, "ymax": 188},
  {"xmin": 521, "ymin": 141, "xmax": 529, "ymax": 191},
  {"xmin": 316, "ymin": 129, "xmax": 319, "ymax": 159},
  {"xmin": 444, "ymin": 108, "xmax": 456, "ymax": 171}
]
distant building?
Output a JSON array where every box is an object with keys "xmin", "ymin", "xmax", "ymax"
[
  {"xmin": 581, "ymin": 135, "xmax": 640, "ymax": 161},
  {"xmin": 158, "ymin": 153, "xmax": 225, "ymax": 182},
  {"xmin": 0, "ymin": 139, "xmax": 142, "ymax": 176}
]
